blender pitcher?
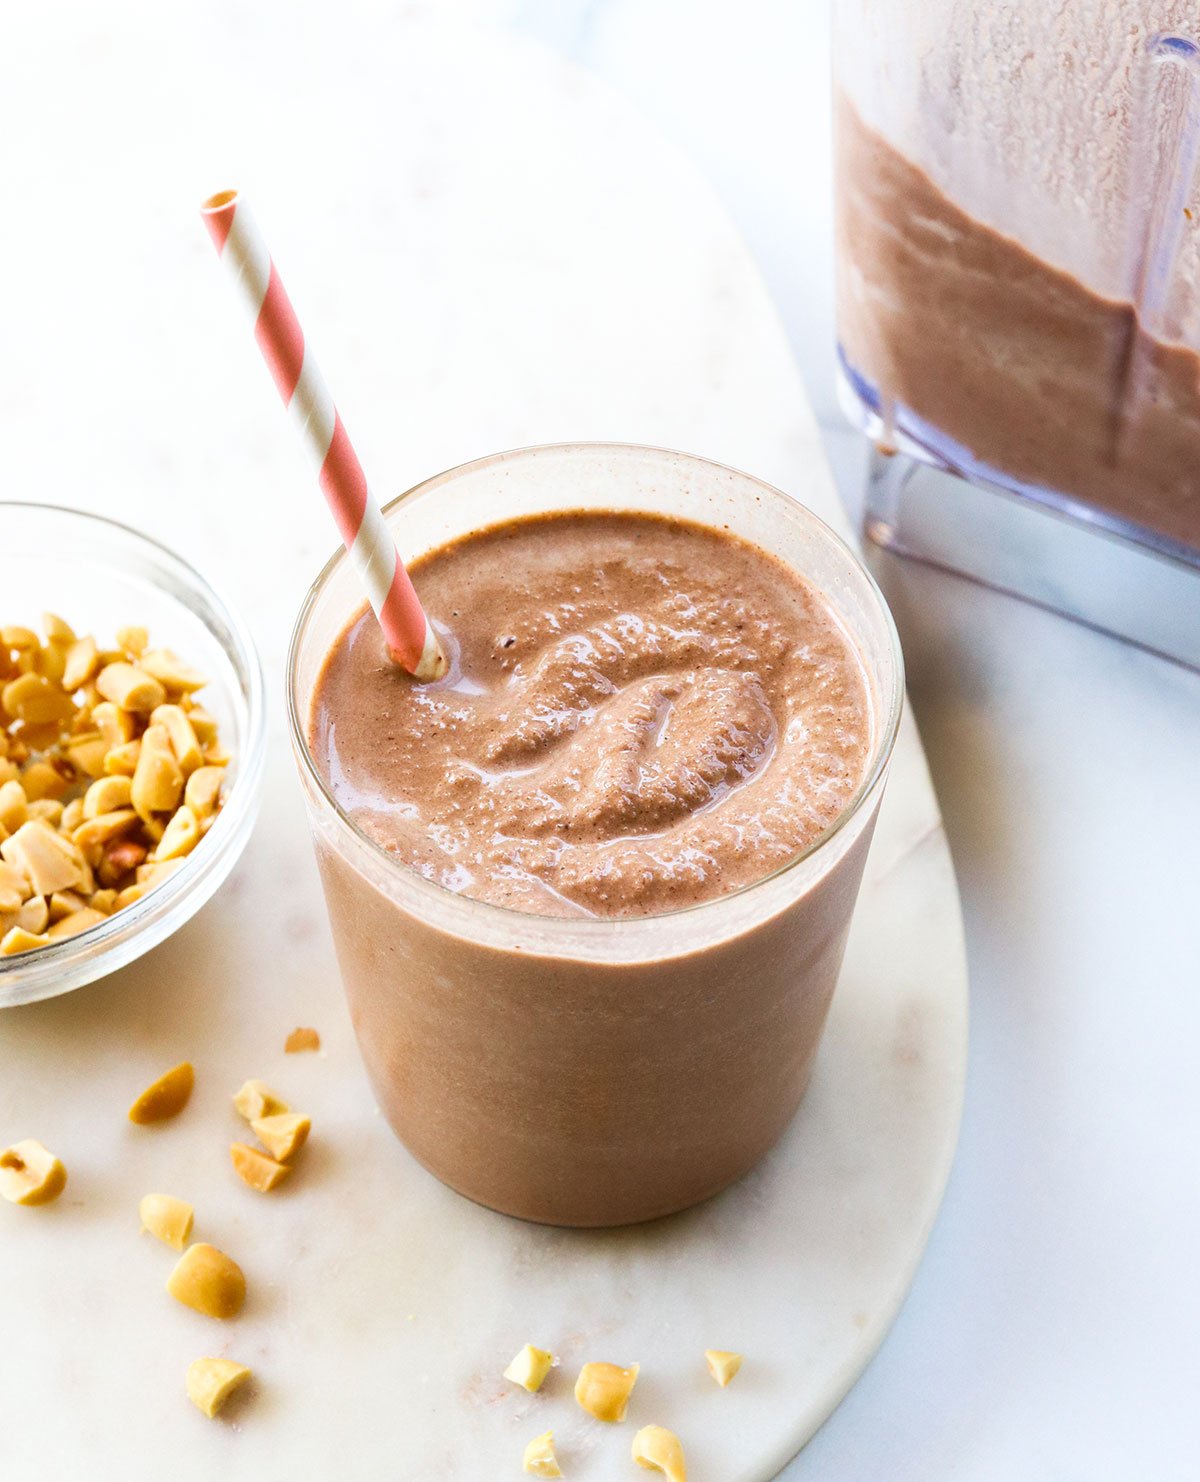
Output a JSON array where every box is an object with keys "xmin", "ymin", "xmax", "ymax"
[{"xmin": 833, "ymin": 1, "xmax": 1200, "ymax": 667}]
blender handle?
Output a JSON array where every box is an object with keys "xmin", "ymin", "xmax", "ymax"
[
  {"xmin": 1125, "ymin": 33, "xmax": 1200, "ymax": 340},
  {"xmin": 1115, "ymin": 32, "xmax": 1200, "ymax": 458}
]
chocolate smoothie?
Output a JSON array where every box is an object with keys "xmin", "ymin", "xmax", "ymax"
[
  {"xmin": 836, "ymin": 94, "xmax": 1200, "ymax": 554},
  {"xmin": 311, "ymin": 512, "xmax": 870, "ymax": 920},
  {"xmin": 296, "ymin": 461, "xmax": 896, "ymax": 1228}
]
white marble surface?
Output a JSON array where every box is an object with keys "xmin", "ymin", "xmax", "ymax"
[{"xmin": 0, "ymin": 4, "xmax": 966, "ymax": 1479}]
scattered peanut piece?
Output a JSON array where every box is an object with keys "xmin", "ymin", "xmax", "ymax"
[
  {"xmin": 167, "ymin": 1243, "xmax": 246, "ymax": 1319},
  {"xmin": 574, "ymin": 1362, "xmax": 639, "ymax": 1423},
  {"xmin": 230, "ymin": 1142, "xmax": 291, "ymax": 1193},
  {"xmin": 128, "ymin": 1061, "xmax": 195, "ymax": 1125},
  {"xmin": 250, "ymin": 1112, "xmax": 310, "ymax": 1163},
  {"xmin": 522, "ymin": 1431, "xmax": 563, "ymax": 1477},
  {"xmin": 0, "ymin": 618, "xmax": 230, "ymax": 958},
  {"xmin": 704, "ymin": 1350, "xmax": 742, "ymax": 1388},
  {"xmin": 284, "ymin": 1026, "xmax": 321, "ymax": 1053},
  {"xmin": 232, "ymin": 1079, "xmax": 288, "ymax": 1120},
  {"xmin": 0, "ymin": 1139, "xmax": 67, "ymax": 1205},
  {"xmin": 139, "ymin": 1193, "xmax": 195, "ymax": 1250},
  {"xmin": 186, "ymin": 1358, "xmax": 252, "ymax": 1419},
  {"xmin": 632, "ymin": 1425, "xmax": 687, "ymax": 1482},
  {"xmin": 504, "ymin": 1344, "xmax": 556, "ymax": 1394}
]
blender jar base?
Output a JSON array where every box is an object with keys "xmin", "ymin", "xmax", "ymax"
[{"xmin": 840, "ymin": 366, "xmax": 1200, "ymax": 672}]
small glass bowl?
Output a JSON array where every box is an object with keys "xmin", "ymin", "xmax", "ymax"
[{"xmin": 0, "ymin": 504, "xmax": 265, "ymax": 1007}]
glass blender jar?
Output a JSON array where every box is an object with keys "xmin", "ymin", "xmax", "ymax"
[{"xmin": 833, "ymin": 0, "xmax": 1200, "ymax": 667}]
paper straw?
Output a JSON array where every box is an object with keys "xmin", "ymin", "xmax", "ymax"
[{"xmin": 200, "ymin": 189, "xmax": 446, "ymax": 681}]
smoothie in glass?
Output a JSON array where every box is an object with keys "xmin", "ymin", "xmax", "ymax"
[{"xmin": 288, "ymin": 445, "xmax": 901, "ymax": 1227}]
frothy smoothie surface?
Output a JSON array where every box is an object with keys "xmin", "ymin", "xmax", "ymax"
[{"xmin": 309, "ymin": 511, "xmax": 872, "ymax": 918}]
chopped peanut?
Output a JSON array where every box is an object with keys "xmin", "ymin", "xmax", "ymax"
[
  {"xmin": 128, "ymin": 1061, "xmax": 195, "ymax": 1125},
  {"xmin": 574, "ymin": 1362, "xmax": 639, "ymax": 1423},
  {"xmin": 2, "ymin": 673, "xmax": 76, "ymax": 726},
  {"xmin": 284, "ymin": 1026, "xmax": 320, "ymax": 1053},
  {"xmin": 42, "ymin": 613, "xmax": 76, "ymax": 645},
  {"xmin": 115, "ymin": 625, "xmax": 149, "ymax": 656},
  {"xmin": 139, "ymin": 648, "xmax": 207, "ymax": 694},
  {"xmin": 98, "ymin": 838, "xmax": 147, "ymax": 886},
  {"xmin": 151, "ymin": 704, "xmax": 203, "ymax": 775},
  {"xmin": 0, "ymin": 861, "xmax": 26, "ymax": 912},
  {"xmin": 16, "ymin": 898, "xmax": 49, "ymax": 934},
  {"xmin": 73, "ymin": 808, "xmax": 140, "ymax": 851},
  {"xmin": 703, "ymin": 1350, "xmax": 742, "ymax": 1387},
  {"xmin": 1, "ymin": 927, "xmax": 50, "ymax": 955},
  {"xmin": 250, "ymin": 1113, "xmax": 310, "ymax": 1162},
  {"xmin": 48, "ymin": 889, "xmax": 87, "ymax": 922},
  {"xmin": 62, "ymin": 636, "xmax": 99, "ymax": 691},
  {"xmin": 166, "ymin": 1243, "xmax": 246, "ymax": 1319},
  {"xmin": 230, "ymin": 1142, "xmax": 291, "ymax": 1192},
  {"xmin": 0, "ymin": 1139, "xmax": 67, "ymax": 1205},
  {"xmin": 504, "ymin": 1344, "xmax": 555, "ymax": 1394},
  {"xmin": 20, "ymin": 761, "xmax": 69, "ymax": 802},
  {"xmin": 47, "ymin": 906, "xmax": 107, "ymax": 940},
  {"xmin": 186, "ymin": 1357, "xmax": 252, "ymax": 1418},
  {"xmin": 151, "ymin": 805, "xmax": 200, "ymax": 862},
  {"xmin": 0, "ymin": 780, "xmax": 27, "ymax": 833},
  {"xmin": 185, "ymin": 706, "xmax": 219, "ymax": 746},
  {"xmin": 95, "ymin": 661, "xmax": 166, "ymax": 714},
  {"xmin": 21, "ymin": 721, "xmax": 66, "ymax": 753},
  {"xmin": 2, "ymin": 820, "xmax": 86, "ymax": 896},
  {"xmin": 131, "ymin": 725, "xmax": 183, "ymax": 817},
  {"xmin": 632, "ymin": 1425, "xmax": 687, "ymax": 1482},
  {"xmin": 65, "ymin": 733, "xmax": 108, "ymax": 779},
  {"xmin": 232, "ymin": 1080, "xmax": 288, "ymax": 1121},
  {"xmin": 103, "ymin": 739, "xmax": 141, "ymax": 777},
  {"xmin": 92, "ymin": 700, "xmax": 134, "ymax": 749},
  {"xmin": 139, "ymin": 1193, "xmax": 194, "ymax": 1250},
  {"xmin": 523, "ymin": 1432, "xmax": 563, "ymax": 1478},
  {"xmin": 82, "ymin": 775, "xmax": 133, "ymax": 819},
  {"xmin": 34, "ymin": 642, "xmax": 67, "ymax": 683},
  {"xmin": 185, "ymin": 766, "xmax": 224, "ymax": 818}
]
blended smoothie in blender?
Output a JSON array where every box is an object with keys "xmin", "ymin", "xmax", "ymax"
[
  {"xmin": 836, "ymin": 93, "xmax": 1200, "ymax": 554},
  {"xmin": 830, "ymin": 0, "xmax": 1200, "ymax": 565}
]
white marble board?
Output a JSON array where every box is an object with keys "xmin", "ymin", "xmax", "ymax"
[{"xmin": 0, "ymin": 6, "xmax": 967, "ymax": 1477}]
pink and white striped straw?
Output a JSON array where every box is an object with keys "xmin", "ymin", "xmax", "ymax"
[{"xmin": 200, "ymin": 189, "xmax": 446, "ymax": 681}]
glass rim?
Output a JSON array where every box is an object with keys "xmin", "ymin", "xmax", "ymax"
[{"xmin": 285, "ymin": 441, "xmax": 905, "ymax": 935}]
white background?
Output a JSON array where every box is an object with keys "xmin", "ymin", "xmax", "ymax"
[{"xmin": 464, "ymin": 2, "xmax": 1199, "ymax": 1479}]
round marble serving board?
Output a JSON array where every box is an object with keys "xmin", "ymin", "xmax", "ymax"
[{"xmin": 0, "ymin": 5, "xmax": 967, "ymax": 1477}]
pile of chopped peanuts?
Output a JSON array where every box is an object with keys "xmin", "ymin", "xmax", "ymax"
[{"xmin": 0, "ymin": 615, "xmax": 230, "ymax": 957}]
